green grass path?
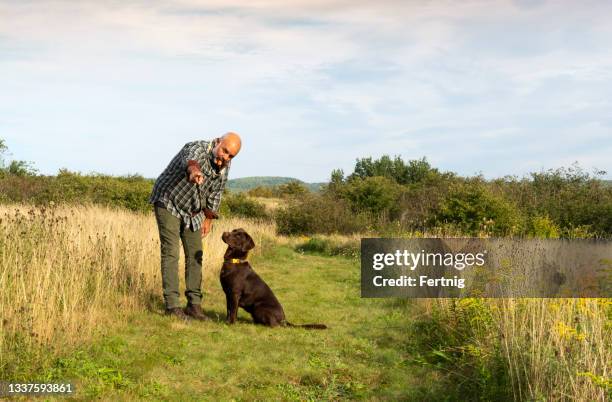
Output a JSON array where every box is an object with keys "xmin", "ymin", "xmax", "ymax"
[{"xmin": 47, "ymin": 246, "xmax": 435, "ymax": 401}]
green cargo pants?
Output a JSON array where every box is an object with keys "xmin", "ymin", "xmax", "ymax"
[{"xmin": 154, "ymin": 204, "xmax": 203, "ymax": 309}]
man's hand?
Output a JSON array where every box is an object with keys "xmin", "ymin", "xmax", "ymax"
[
  {"xmin": 188, "ymin": 168, "xmax": 204, "ymax": 185},
  {"xmin": 186, "ymin": 160, "xmax": 204, "ymax": 185},
  {"xmin": 201, "ymin": 218, "xmax": 213, "ymax": 238}
]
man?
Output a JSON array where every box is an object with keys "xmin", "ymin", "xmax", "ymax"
[{"xmin": 149, "ymin": 132, "xmax": 241, "ymax": 320}]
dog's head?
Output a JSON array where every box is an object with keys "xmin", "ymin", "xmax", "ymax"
[{"xmin": 222, "ymin": 228, "xmax": 255, "ymax": 257}]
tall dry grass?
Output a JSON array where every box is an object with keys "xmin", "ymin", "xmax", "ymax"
[
  {"xmin": 0, "ymin": 203, "xmax": 276, "ymax": 378},
  {"xmin": 499, "ymin": 298, "xmax": 610, "ymax": 400},
  {"xmin": 1, "ymin": 202, "xmax": 609, "ymax": 400},
  {"xmin": 416, "ymin": 298, "xmax": 611, "ymax": 400},
  {"xmin": 251, "ymin": 196, "xmax": 283, "ymax": 212},
  {"xmin": 302, "ymin": 232, "xmax": 611, "ymax": 400}
]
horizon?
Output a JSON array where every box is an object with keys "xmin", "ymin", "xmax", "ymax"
[
  {"xmin": 20, "ymin": 168, "xmax": 611, "ymax": 184},
  {"xmin": 2, "ymin": 1, "xmax": 611, "ymax": 181}
]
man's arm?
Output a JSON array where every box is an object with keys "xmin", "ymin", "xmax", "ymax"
[
  {"xmin": 206, "ymin": 186, "xmax": 224, "ymax": 214},
  {"xmin": 200, "ymin": 175, "xmax": 226, "ymax": 237},
  {"xmin": 179, "ymin": 141, "xmax": 208, "ymax": 170},
  {"xmin": 179, "ymin": 141, "xmax": 209, "ymax": 184}
]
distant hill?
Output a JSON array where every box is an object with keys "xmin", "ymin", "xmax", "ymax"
[{"xmin": 226, "ymin": 176, "xmax": 326, "ymax": 193}]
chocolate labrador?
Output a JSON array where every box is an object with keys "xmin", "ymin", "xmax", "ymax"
[{"xmin": 220, "ymin": 228, "xmax": 326, "ymax": 329}]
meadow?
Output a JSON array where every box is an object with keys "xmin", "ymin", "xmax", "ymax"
[{"xmin": 0, "ymin": 203, "xmax": 610, "ymax": 400}]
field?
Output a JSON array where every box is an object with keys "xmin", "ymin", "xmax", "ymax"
[{"xmin": 0, "ymin": 204, "xmax": 610, "ymax": 400}]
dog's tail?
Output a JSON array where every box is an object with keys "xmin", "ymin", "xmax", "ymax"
[{"xmin": 285, "ymin": 321, "xmax": 327, "ymax": 330}]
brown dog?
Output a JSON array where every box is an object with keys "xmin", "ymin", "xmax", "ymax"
[{"xmin": 220, "ymin": 228, "xmax": 326, "ymax": 329}]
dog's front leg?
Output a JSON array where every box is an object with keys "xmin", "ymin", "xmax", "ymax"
[{"xmin": 226, "ymin": 291, "xmax": 240, "ymax": 324}]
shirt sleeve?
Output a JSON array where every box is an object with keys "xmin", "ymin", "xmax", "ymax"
[
  {"xmin": 179, "ymin": 141, "xmax": 208, "ymax": 171},
  {"xmin": 206, "ymin": 170, "xmax": 228, "ymax": 213}
]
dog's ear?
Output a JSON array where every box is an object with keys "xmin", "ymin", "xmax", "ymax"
[{"xmin": 242, "ymin": 233, "xmax": 255, "ymax": 252}]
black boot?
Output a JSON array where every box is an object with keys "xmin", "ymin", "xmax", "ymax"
[
  {"xmin": 184, "ymin": 303, "xmax": 210, "ymax": 321},
  {"xmin": 165, "ymin": 307, "xmax": 191, "ymax": 320}
]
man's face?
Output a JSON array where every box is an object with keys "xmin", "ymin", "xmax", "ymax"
[{"xmin": 213, "ymin": 139, "xmax": 239, "ymax": 169}]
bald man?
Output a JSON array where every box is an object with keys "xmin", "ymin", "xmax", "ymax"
[{"xmin": 149, "ymin": 133, "xmax": 241, "ymax": 320}]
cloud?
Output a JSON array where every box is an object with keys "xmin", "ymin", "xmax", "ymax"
[{"xmin": 0, "ymin": 0, "xmax": 610, "ymax": 181}]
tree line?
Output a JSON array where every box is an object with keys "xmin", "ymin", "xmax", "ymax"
[{"xmin": 1, "ymin": 138, "xmax": 610, "ymax": 237}]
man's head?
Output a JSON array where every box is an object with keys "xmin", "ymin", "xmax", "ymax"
[{"xmin": 212, "ymin": 132, "xmax": 241, "ymax": 170}]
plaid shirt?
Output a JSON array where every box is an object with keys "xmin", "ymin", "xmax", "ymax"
[{"xmin": 149, "ymin": 138, "xmax": 230, "ymax": 231}]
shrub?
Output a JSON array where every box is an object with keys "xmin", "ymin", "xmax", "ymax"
[
  {"xmin": 431, "ymin": 182, "xmax": 524, "ymax": 236},
  {"xmin": 580, "ymin": 200, "xmax": 612, "ymax": 236},
  {"xmin": 395, "ymin": 174, "xmax": 460, "ymax": 230},
  {"xmin": 528, "ymin": 215, "xmax": 560, "ymax": 238},
  {"xmin": 221, "ymin": 192, "xmax": 269, "ymax": 219},
  {"xmin": 247, "ymin": 186, "xmax": 275, "ymax": 198},
  {"xmin": 274, "ymin": 193, "xmax": 369, "ymax": 235},
  {"xmin": 276, "ymin": 180, "xmax": 308, "ymax": 197},
  {"xmin": 407, "ymin": 299, "xmax": 512, "ymax": 401},
  {"xmin": 294, "ymin": 236, "xmax": 360, "ymax": 259},
  {"xmin": 341, "ymin": 176, "xmax": 403, "ymax": 215},
  {"xmin": 0, "ymin": 170, "xmax": 154, "ymax": 213},
  {"xmin": 494, "ymin": 164, "xmax": 612, "ymax": 236}
]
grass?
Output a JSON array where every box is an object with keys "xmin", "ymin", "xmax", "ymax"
[
  {"xmin": 0, "ymin": 203, "xmax": 276, "ymax": 380},
  {"xmin": 250, "ymin": 196, "xmax": 283, "ymax": 213},
  {"xmin": 36, "ymin": 244, "xmax": 437, "ymax": 400},
  {"xmin": 1, "ymin": 203, "xmax": 610, "ymax": 400},
  {"xmin": 407, "ymin": 298, "xmax": 611, "ymax": 401}
]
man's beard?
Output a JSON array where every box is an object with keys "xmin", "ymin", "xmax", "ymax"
[{"xmin": 213, "ymin": 157, "xmax": 227, "ymax": 171}]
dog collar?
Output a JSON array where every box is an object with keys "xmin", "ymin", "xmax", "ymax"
[{"xmin": 225, "ymin": 258, "xmax": 247, "ymax": 264}]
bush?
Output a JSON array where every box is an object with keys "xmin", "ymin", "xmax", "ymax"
[
  {"xmin": 431, "ymin": 182, "xmax": 524, "ymax": 236},
  {"xmin": 221, "ymin": 193, "xmax": 269, "ymax": 219},
  {"xmin": 244, "ymin": 181, "xmax": 309, "ymax": 199},
  {"xmin": 275, "ymin": 193, "xmax": 369, "ymax": 235},
  {"xmin": 407, "ymin": 299, "xmax": 512, "ymax": 400},
  {"xmin": 528, "ymin": 215, "xmax": 560, "ymax": 238},
  {"xmin": 341, "ymin": 176, "xmax": 403, "ymax": 215},
  {"xmin": 395, "ymin": 173, "xmax": 460, "ymax": 230},
  {"xmin": 494, "ymin": 164, "xmax": 612, "ymax": 236},
  {"xmin": 276, "ymin": 180, "xmax": 308, "ymax": 197},
  {"xmin": 0, "ymin": 170, "xmax": 154, "ymax": 213},
  {"xmin": 294, "ymin": 236, "xmax": 360, "ymax": 259},
  {"xmin": 246, "ymin": 186, "xmax": 275, "ymax": 198}
]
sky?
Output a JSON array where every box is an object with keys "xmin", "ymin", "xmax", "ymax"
[{"xmin": 1, "ymin": 0, "xmax": 611, "ymax": 182}]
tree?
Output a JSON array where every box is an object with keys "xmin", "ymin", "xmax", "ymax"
[
  {"xmin": 406, "ymin": 157, "xmax": 436, "ymax": 184},
  {"xmin": 351, "ymin": 155, "xmax": 406, "ymax": 183},
  {"xmin": 325, "ymin": 168, "xmax": 345, "ymax": 195},
  {"xmin": 7, "ymin": 160, "xmax": 38, "ymax": 177},
  {"xmin": 0, "ymin": 138, "xmax": 38, "ymax": 176},
  {"xmin": 431, "ymin": 183, "xmax": 523, "ymax": 236},
  {"xmin": 342, "ymin": 176, "xmax": 403, "ymax": 214},
  {"xmin": 349, "ymin": 155, "xmax": 442, "ymax": 185},
  {"xmin": 0, "ymin": 139, "xmax": 7, "ymax": 169},
  {"xmin": 276, "ymin": 180, "xmax": 308, "ymax": 197},
  {"xmin": 330, "ymin": 168, "xmax": 344, "ymax": 185}
]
